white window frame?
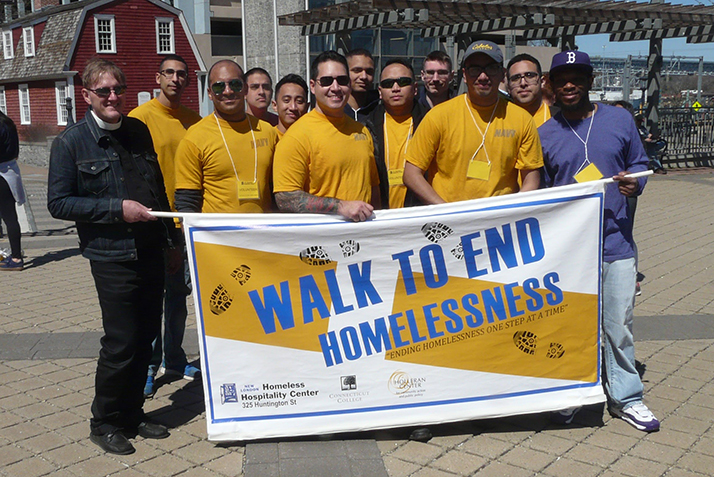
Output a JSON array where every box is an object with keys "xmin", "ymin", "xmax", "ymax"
[
  {"xmin": 155, "ymin": 17, "xmax": 174, "ymax": 54},
  {"xmin": 19, "ymin": 84, "xmax": 30, "ymax": 125},
  {"xmin": 94, "ymin": 15, "xmax": 116, "ymax": 53},
  {"xmin": 3, "ymin": 31, "xmax": 13, "ymax": 59},
  {"xmin": 23, "ymin": 27, "xmax": 35, "ymax": 57},
  {"xmin": 55, "ymin": 81, "xmax": 70, "ymax": 126},
  {"xmin": 0, "ymin": 87, "xmax": 6, "ymax": 115}
]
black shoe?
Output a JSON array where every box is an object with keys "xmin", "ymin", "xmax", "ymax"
[
  {"xmin": 90, "ymin": 431, "xmax": 136, "ymax": 455},
  {"xmin": 137, "ymin": 420, "xmax": 170, "ymax": 439},
  {"xmin": 409, "ymin": 427, "xmax": 432, "ymax": 442}
]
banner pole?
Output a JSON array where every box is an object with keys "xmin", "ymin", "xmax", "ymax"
[
  {"xmin": 600, "ymin": 170, "xmax": 653, "ymax": 184},
  {"xmin": 149, "ymin": 171, "xmax": 654, "ymax": 219}
]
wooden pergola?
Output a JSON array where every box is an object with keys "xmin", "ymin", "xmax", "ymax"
[{"xmin": 279, "ymin": 0, "xmax": 714, "ymax": 134}]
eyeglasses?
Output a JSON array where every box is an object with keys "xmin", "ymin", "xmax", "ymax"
[
  {"xmin": 508, "ymin": 72, "xmax": 540, "ymax": 84},
  {"xmin": 160, "ymin": 68, "xmax": 188, "ymax": 79},
  {"xmin": 379, "ymin": 77, "xmax": 414, "ymax": 89},
  {"xmin": 316, "ymin": 75, "xmax": 350, "ymax": 87},
  {"xmin": 423, "ymin": 69, "xmax": 450, "ymax": 78},
  {"xmin": 86, "ymin": 86, "xmax": 127, "ymax": 98},
  {"xmin": 211, "ymin": 79, "xmax": 244, "ymax": 96},
  {"xmin": 465, "ymin": 64, "xmax": 502, "ymax": 77}
]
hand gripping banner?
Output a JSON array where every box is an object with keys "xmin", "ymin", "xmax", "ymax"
[{"xmin": 181, "ymin": 181, "xmax": 607, "ymax": 441}]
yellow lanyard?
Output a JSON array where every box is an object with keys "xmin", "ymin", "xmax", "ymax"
[{"xmin": 214, "ymin": 113, "xmax": 258, "ymax": 184}]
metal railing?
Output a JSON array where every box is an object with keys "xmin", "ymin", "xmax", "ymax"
[{"xmin": 658, "ymin": 107, "xmax": 714, "ymax": 164}]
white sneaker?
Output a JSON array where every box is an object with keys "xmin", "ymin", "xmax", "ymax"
[{"xmin": 611, "ymin": 402, "xmax": 660, "ymax": 432}]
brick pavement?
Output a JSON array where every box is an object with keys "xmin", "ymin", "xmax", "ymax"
[{"xmin": 0, "ymin": 167, "xmax": 712, "ymax": 476}]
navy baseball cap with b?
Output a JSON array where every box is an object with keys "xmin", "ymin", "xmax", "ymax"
[
  {"xmin": 462, "ymin": 40, "xmax": 504, "ymax": 67},
  {"xmin": 549, "ymin": 50, "xmax": 593, "ymax": 76}
]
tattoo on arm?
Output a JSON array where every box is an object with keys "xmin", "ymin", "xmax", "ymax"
[{"xmin": 276, "ymin": 190, "xmax": 340, "ymax": 214}]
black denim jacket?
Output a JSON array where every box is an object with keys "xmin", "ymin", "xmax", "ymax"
[{"xmin": 48, "ymin": 111, "xmax": 178, "ymax": 261}]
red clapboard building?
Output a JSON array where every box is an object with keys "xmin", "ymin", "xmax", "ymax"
[{"xmin": 0, "ymin": 0, "xmax": 206, "ymax": 141}]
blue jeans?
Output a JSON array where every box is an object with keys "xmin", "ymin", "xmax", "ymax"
[
  {"xmin": 148, "ymin": 250, "xmax": 192, "ymax": 376},
  {"xmin": 602, "ymin": 258, "xmax": 643, "ymax": 409}
]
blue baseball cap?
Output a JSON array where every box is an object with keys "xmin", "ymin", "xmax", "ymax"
[
  {"xmin": 549, "ymin": 50, "xmax": 593, "ymax": 76},
  {"xmin": 462, "ymin": 40, "xmax": 503, "ymax": 67}
]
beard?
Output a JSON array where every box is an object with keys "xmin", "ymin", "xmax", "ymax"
[{"xmin": 556, "ymin": 92, "xmax": 590, "ymax": 112}]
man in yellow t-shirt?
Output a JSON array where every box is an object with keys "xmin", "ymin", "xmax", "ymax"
[
  {"xmin": 129, "ymin": 54, "xmax": 202, "ymax": 398},
  {"xmin": 507, "ymin": 53, "xmax": 552, "ymax": 128},
  {"xmin": 404, "ymin": 40, "xmax": 543, "ymax": 204},
  {"xmin": 273, "ymin": 51, "xmax": 379, "ymax": 222},
  {"xmin": 272, "ymin": 74, "xmax": 308, "ymax": 140},
  {"xmin": 129, "ymin": 55, "xmax": 201, "ymax": 209},
  {"xmin": 174, "ymin": 60, "xmax": 277, "ymax": 214},
  {"xmin": 366, "ymin": 59, "xmax": 428, "ymax": 209},
  {"xmin": 245, "ymin": 67, "xmax": 279, "ymax": 127}
]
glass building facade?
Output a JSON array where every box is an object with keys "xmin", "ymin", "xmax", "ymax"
[{"xmin": 308, "ymin": 0, "xmax": 438, "ymax": 81}]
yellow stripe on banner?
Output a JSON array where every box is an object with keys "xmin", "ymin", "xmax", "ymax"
[
  {"xmin": 195, "ymin": 242, "xmax": 335, "ymax": 352},
  {"xmin": 387, "ymin": 271, "xmax": 599, "ymax": 383}
]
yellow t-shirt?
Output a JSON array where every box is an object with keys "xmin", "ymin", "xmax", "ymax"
[
  {"xmin": 275, "ymin": 126, "xmax": 284, "ymax": 140},
  {"xmin": 273, "ymin": 109, "xmax": 379, "ymax": 202},
  {"xmin": 406, "ymin": 95, "xmax": 543, "ymax": 203},
  {"xmin": 128, "ymin": 98, "xmax": 201, "ymax": 208},
  {"xmin": 174, "ymin": 114, "xmax": 278, "ymax": 213},
  {"xmin": 384, "ymin": 113, "xmax": 413, "ymax": 209},
  {"xmin": 533, "ymin": 101, "xmax": 552, "ymax": 128}
]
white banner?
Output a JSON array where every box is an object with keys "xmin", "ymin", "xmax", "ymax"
[{"xmin": 183, "ymin": 181, "xmax": 607, "ymax": 441}]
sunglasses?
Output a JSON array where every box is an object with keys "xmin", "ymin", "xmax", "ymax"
[
  {"xmin": 379, "ymin": 77, "xmax": 414, "ymax": 89},
  {"xmin": 160, "ymin": 68, "xmax": 188, "ymax": 79},
  {"xmin": 465, "ymin": 63, "xmax": 502, "ymax": 77},
  {"xmin": 211, "ymin": 79, "xmax": 244, "ymax": 96},
  {"xmin": 86, "ymin": 86, "xmax": 127, "ymax": 98},
  {"xmin": 317, "ymin": 75, "xmax": 350, "ymax": 87}
]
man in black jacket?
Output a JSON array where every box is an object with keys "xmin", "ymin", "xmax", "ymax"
[
  {"xmin": 366, "ymin": 59, "xmax": 428, "ymax": 208},
  {"xmin": 48, "ymin": 58, "xmax": 181, "ymax": 455}
]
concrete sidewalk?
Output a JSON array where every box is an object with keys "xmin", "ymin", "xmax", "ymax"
[{"xmin": 0, "ymin": 167, "xmax": 713, "ymax": 477}]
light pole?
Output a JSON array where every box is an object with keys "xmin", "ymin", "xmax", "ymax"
[{"xmin": 638, "ymin": 76, "xmax": 647, "ymax": 113}]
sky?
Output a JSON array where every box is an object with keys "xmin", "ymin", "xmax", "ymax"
[{"xmin": 573, "ymin": 0, "xmax": 714, "ymax": 62}]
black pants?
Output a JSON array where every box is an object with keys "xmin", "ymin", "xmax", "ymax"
[
  {"xmin": 0, "ymin": 175, "xmax": 21, "ymax": 259},
  {"xmin": 89, "ymin": 249, "xmax": 165, "ymax": 434}
]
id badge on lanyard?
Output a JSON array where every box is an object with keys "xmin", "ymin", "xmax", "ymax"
[
  {"xmin": 467, "ymin": 161, "xmax": 491, "ymax": 181},
  {"xmin": 574, "ymin": 163, "xmax": 603, "ymax": 183},
  {"xmin": 389, "ymin": 168, "xmax": 404, "ymax": 186},
  {"xmin": 238, "ymin": 181, "xmax": 260, "ymax": 200}
]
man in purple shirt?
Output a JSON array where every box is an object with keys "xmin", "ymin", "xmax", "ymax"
[{"xmin": 540, "ymin": 50, "xmax": 659, "ymax": 432}]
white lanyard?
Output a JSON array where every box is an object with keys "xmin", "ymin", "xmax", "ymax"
[
  {"xmin": 383, "ymin": 113, "xmax": 413, "ymax": 171},
  {"xmin": 563, "ymin": 106, "xmax": 596, "ymax": 175},
  {"xmin": 465, "ymin": 95, "xmax": 497, "ymax": 165},
  {"xmin": 214, "ymin": 113, "xmax": 258, "ymax": 184}
]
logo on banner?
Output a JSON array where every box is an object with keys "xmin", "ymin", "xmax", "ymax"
[
  {"xmin": 341, "ymin": 375, "xmax": 357, "ymax": 390},
  {"xmin": 220, "ymin": 384, "xmax": 238, "ymax": 404},
  {"xmin": 328, "ymin": 376, "xmax": 370, "ymax": 404},
  {"xmin": 387, "ymin": 371, "xmax": 426, "ymax": 397}
]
